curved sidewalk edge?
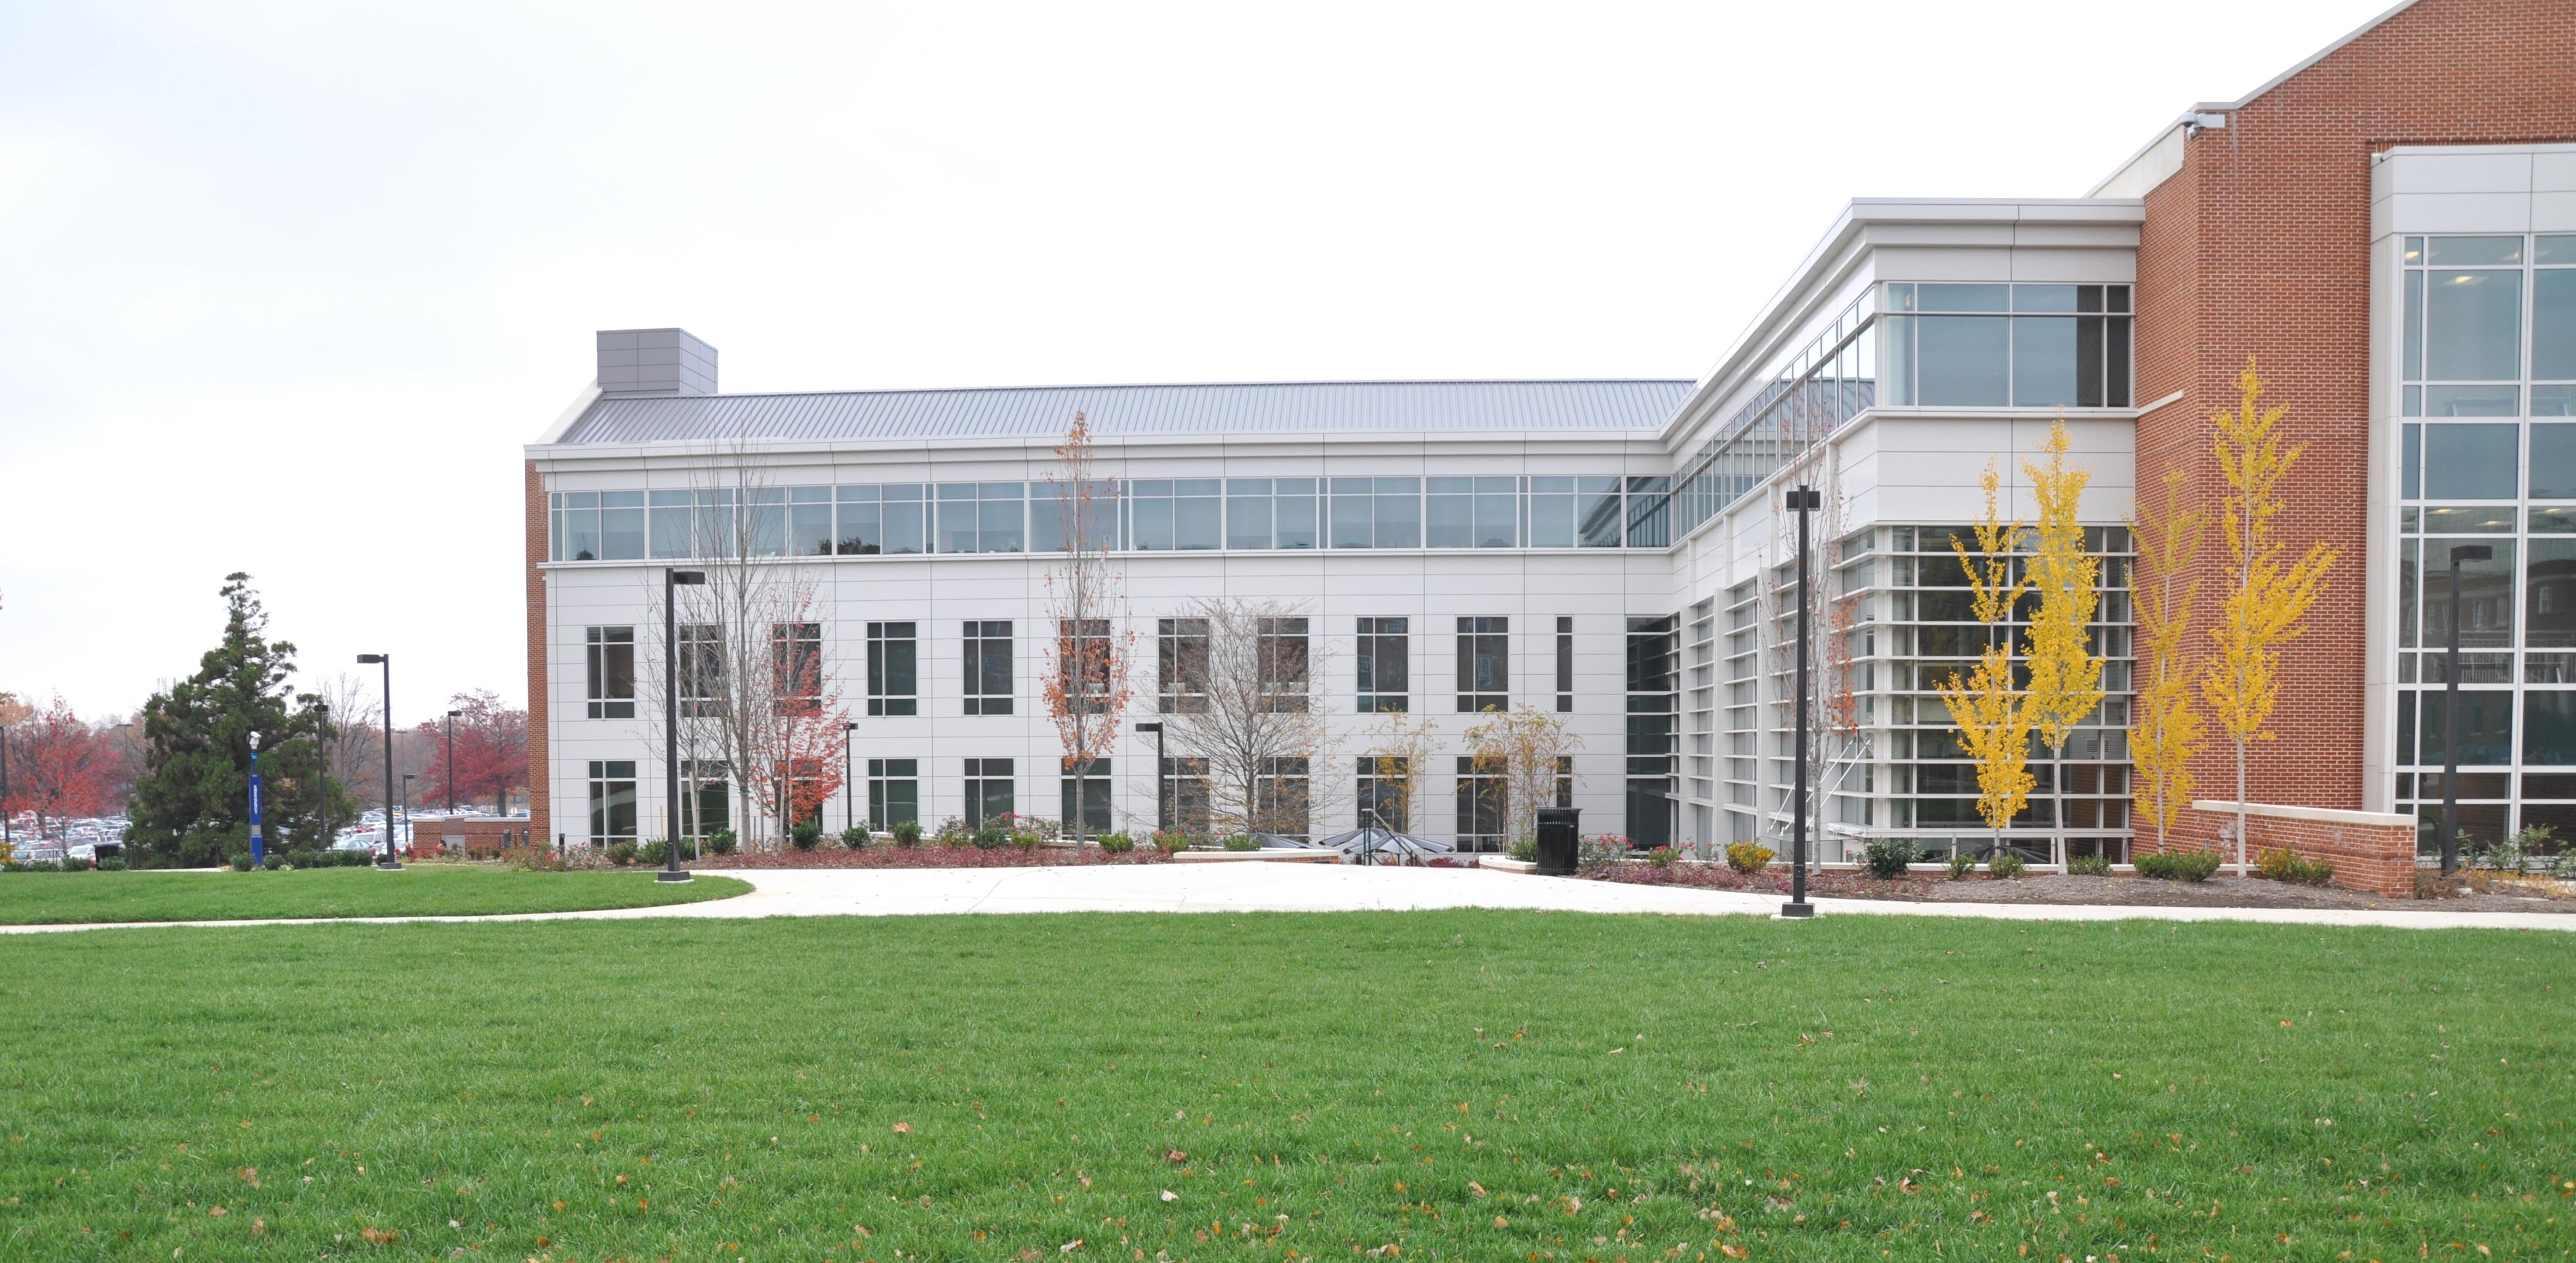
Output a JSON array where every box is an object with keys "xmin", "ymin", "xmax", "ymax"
[{"xmin": 0, "ymin": 866, "xmax": 2568, "ymax": 933}]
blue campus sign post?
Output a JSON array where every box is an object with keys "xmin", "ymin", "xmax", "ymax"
[{"xmin": 248, "ymin": 731, "xmax": 265, "ymax": 868}]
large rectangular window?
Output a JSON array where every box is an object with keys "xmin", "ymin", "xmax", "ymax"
[
  {"xmin": 788, "ymin": 485, "xmax": 835, "ymax": 557},
  {"xmin": 1456, "ymin": 616, "xmax": 1508, "ymax": 712},
  {"xmin": 1127, "ymin": 479, "xmax": 1223, "ymax": 551},
  {"xmin": 1257, "ymin": 616, "xmax": 1310, "ymax": 713},
  {"xmin": 1356, "ymin": 617, "xmax": 1409, "ymax": 713},
  {"xmin": 1424, "ymin": 477, "xmax": 1519, "ymax": 548},
  {"xmin": 1158, "ymin": 618, "xmax": 1209, "ymax": 713},
  {"xmin": 587, "ymin": 760, "xmax": 637, "ymax": 843},
  {"xmin": 867, "ymin": 758, "xmax": 919, "ymax": 829},
  {"xmin": 1060, "ymin": 758, "xmax": 1112, "ymax": 834},
  {"xmin": 866, "ymin": 622, "xmax": 917, "ymax": 716},
  {"xmin": 1158, "ymin": 756, "xmax": 1211, "ymax": 835},
  {"xmin": 964, "ymin": 758, "xmax": 1015, "ymax": 826},
  {"xmin": 1453, "ymin": 755, "xmax": 1504, "ymax": 852},
  {"xmin": 1029, "ymin": 479, "xmax": 1119, "ymax": 554},
  {"xmin": 1882, "ymin": 284, "xmax": 2131, "ymax": 408},
  {"xmin": 1526, "ymin": 477, "xmax": 1624, "ymax": 548},
  {"xmin": 934, "ymin": 482, "xmax": 1026, "ymax": 554},
  {"xmin": 835, "ymin": 484, "xmax": 928, "ymax": 555},
  {"xmin": 680, "ymin": 759, "xmax": 729, "ymax": 839},
  {"xmin": 1358, "ymin": 756, "xmax": 1408, "ymax": 832},
  {"xmin": 585, "ymin": 627, "xmax": 636, "ymax": 719},
  {"xmin": 771, "ymin": 622, "xmax": 822, "ymax": 708},
  {"xmin": 1555, "ymin": 616, "xmax": 1574, "ymax": 711},
  {"xmin": 1256, "ymin": 757, "xmax": 1310, "ymax": 840},
  {"xmin": 964, "ymin": 621, "xmax": 1013, "ymax": 715},
  {"xmin": 677, "ymin": 624, "xmax": 721, "ymax": 717},
  {"xmin": 1223, "ymin": 478, "xmax": 1320, "ymax": 550},
  {"xmin": 1329, "ymin": 478, "xmax": 1421, "ymax": 549},
  {"xmin": 1059, "ymin": 618, "xmax": 1113, "ymax": 708}
]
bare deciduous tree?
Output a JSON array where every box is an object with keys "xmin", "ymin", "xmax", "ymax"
[
  {"xmin": 1159, "ymin": 597, "xmax": 1337, "ymax": 839},
  {"xmin": 1462, "ymin": 704, "xmax": 1582, "ymax": 850}
]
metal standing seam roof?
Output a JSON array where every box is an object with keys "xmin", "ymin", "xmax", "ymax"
[{"xmin": 554, "ymin": 380, "xmax": 1697, "ymax": 445}]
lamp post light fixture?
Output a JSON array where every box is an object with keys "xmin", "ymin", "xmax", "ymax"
[
  {"xmin": 661, "ymin": 568, "xmax": 706, "ymax": 883},
  {"xmin": 2440, "ymin": 543, "xmax": 2493, "ymax": 877},
  {"xmin": 444, "ymin": 708, "xmax": 463, "ymax": 812},
  {"xmin": 356, "ymin": 654, "xmax": 401, "ymax": 869},
  {"xmin": 843, "ymin": 720, "xmax": 859, "ymax": 837},
  {"xmin": 1781, "ymin": 485, "xmax": 1822, "ymax": 919},
  {"xmin": 248, "ymin": 731, "xmax": 266, "ymax": 868},
  {"xmin": 1134, "ymin": 722, "xmax": 1165, "ymax": 834}
]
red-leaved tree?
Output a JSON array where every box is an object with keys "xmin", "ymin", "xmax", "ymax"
[
  {"xmin": 5, "ymin": 696, "xmax": 120, "ymax": 841},
  {"xmin": 412, "ymin": 690, "xmax": 531, "ymax": 814}
]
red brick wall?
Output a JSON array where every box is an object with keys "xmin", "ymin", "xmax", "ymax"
[
  {"xmin": 2133, "ymin": 0, "xmax": 2576, "ymax": 846},
  {"xmin": 2187, "ymin": 803, "xmax": 2417, "ymax": 899},
  {"xmin": 524, "ymin": 460, "xmax": 551, "ymax": 848}
]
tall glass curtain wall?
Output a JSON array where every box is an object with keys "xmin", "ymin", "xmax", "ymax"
[
  {"xmin": 1720, "ymin": 526, "xmax": 2138, "ymax": 864},
  {"xmin": 2393, "ymin": 234, "xmax": 2576, "ymax": 856},
  {"xmin": 551, "ymin": 478, "xmax": 1643, "ymax": 561}
]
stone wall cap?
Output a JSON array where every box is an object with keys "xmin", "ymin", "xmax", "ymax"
[{"xmin": 2192, "ymin": 800, "xmax": 2414, "ymax": 829}]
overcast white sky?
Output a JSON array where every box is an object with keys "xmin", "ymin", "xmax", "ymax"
[{"xmin": 1, "ymin": 0, "xmax": 2396, "ymax": 721}]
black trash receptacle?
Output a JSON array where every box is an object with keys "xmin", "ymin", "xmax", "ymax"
[{"xmin": 1535, "ymin": 807, "xmax": 1581, "ymax": 876}]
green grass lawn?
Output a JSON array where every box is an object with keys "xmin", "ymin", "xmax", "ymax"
[
  {"xmin": 2, "ymin": 913, "xmax": 2569, "ymax": 1261},
  {"xmin": 0, "ymin": 866, "xmax": 750, "ymax": 924}
]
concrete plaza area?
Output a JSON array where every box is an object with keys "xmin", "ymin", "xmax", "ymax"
[{"xmin": 4, "ymin": 862, "xmax": 2572, "ymax": 933}]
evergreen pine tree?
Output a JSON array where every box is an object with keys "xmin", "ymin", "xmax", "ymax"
[{"xmin": 127, "ymin": 574, "xmax": 346, "ymax": 866}]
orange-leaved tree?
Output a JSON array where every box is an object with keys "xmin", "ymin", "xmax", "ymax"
[
  {"xmin": 2201, "ymin": 360, "xmax": 2338, "ymax": 872},
  {"xmin": 1043, "ymin": 412, "xmax": 1132, "ymax": 839},
  {"xmin": 2126, "ymin": 469, "xmax": 2207, "ymax": 856},
  {"xmin": 1936, "ymin": 461, "xmax": 2034, "ymax": 861}
]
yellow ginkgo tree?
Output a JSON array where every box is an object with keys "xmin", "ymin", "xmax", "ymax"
[
  {"xmin": 2201, "ymin": 360, "xmax": 2338, "ymax": 873},
  {"xmin": 2019, "ymin": 419, "xmax": 2103, "ymax": 866},
  {"xmin": 1936, "ymin": 461, "xmax": 2034, "ymax": 862},
  {"xmin": 2126, "ymin": 469, "xmax": 2207, "ymax": 856}
]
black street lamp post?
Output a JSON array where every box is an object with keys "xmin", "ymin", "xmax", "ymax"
[
  {"xmin": 1782, "ymin": 485, "xmax": 1821, "ymax": 919},
  {"xmin": 842, "ymin": 720, "xmax": 859, "ymax": 836},
  {"xmin": 2440, "ymin": 544, "xmax": 2492, "ymax": 877},
  {"xmin": 356, "ymin": 654, "xmax": 401, "ymax": 870},
  {"xmin": 444, "ymin": 709, "xmax": 462, "ymax": 812},
  {"xmin": 662, "ymin": 569, "xmax": 706, "ymax": 883},
  {"xmin": 1134, "ymin": 722, "xmax": 1165, "ymax": 833}
]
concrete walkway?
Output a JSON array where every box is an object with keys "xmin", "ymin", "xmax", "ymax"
[{"xmin": 2, "ymin": 864, "xmax": 2572, "ymax": 933}]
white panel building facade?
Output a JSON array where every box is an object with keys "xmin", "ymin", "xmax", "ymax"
[{"xmin": 527, "ymin": 200, "xmax": 2149, "ymax": 863}]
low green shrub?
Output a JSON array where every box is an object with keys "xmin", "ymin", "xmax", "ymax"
[
  {"xmin": 789, "ymin": 823, "xmax": 823, "ymax": 852},
  {"xmin": 2136, "ymin": 849, "xmax": 2222, "ymax": 882},
  {"xmin": 606, "ymin": 841, "xmax": 639, "ymax": 866},
  {"xmin": 707, "ymin": 829, "xmax": 738, "ymax": 856},
  {"xmin": 1153, "ymin": 831, "xmax": 1192, "ymax": 854},
  {"xmin": 228, "ymin": 854, "xmax": 255, "ymax": 872},
  {"xmin": 1988, "ymin": 851, "xmax": 2027, "ymax": 879},
  {"xmin": 1947, "ymin": 850, "xmax": 1976, "ymax": 880},
  {"xmin": 1725, "ymin": 842, "xmax": 1774, "ymax": 874},
  {"xmin": 934, "ymin": 818, "xmax": 974, "ymax": 848},
  {"xmin": 1862, "ymin": 838, "xmax": 1921, "ymax": 879},
  {"xmin": 2067, "ymin": 854, "xmax": 2112, "ymax": 877},
  {"xmin": 1010, "ymin": 829, "xmax": 1043, "ymax": 852},
  {"xmin": 1221, "ymin": 834, "xmax": 1261, "ymax": 852},
  {"xmin": 840, "ymin": 827, "xmax": 870, "ymax": 850},
  {"xmin": 971, "ymin": 826, "xmax": 1010, "ymax": 850},
  {"xmin": 1646, "ymin": 845, "xmax": 1677, "ymax": 869},
  {"xmin": 2556, "ymin": 853, "xmax": 2576, "ymax": 880},
  {"xmin": 891, "ymin": 820, "xmax": 924, "ymax": 848},
  {"xmin": 1505, "ymin": 836, "xmax": 1539, "ymax": 863},
  {"xmin": 97, "ymin": 858, "xmax": 128, "ymax": 871},
  {"xmin": 1095, "ymin": 832, "xmax": 1136, "ymax": 854},
  {"xmin": 2255, "ymin": 848, "xmax": 2334, "ymax": 886}
]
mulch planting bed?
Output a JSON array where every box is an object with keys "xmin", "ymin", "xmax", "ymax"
[{"xmin": 1584, "ymin": 861, "xmax": 2576, "ymax": 912}]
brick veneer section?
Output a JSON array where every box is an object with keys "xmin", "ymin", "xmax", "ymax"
[
  {"xmin": 524, "ymin": 460, "xmax": 550, "ymax": 848},
  {"xmin": 2188, "ymin": 801, "xmax": 2417, "ymax": 899},
  {"xmin": 2132, "ymin": 0, "xmax": 2576, "ymax": 848}
]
